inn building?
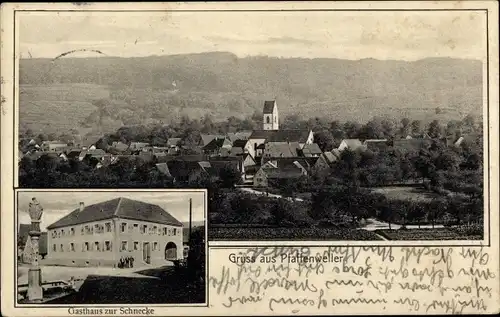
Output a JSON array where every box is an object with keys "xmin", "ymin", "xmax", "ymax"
[{"xmin": 46, "ymin": 197, "xmax": 184, "ymax": 267}]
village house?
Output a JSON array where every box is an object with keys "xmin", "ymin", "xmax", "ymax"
[
  {"xmin": 166, "ymin": 159, "xmax": 218, "ymax": 184},
  {"xmin": 261, "ymin": 141, "xmax": 300, "ymax": 165},
  {"xmin": 227, "ymin": 131, "xmax": 252, "ymax": 143},
  {"xmin": 166, "ymin": 138, "xmax": 181, "ymax": 148},
  {"xmin": 110, "ymin": 141, "xmax": 129, "ymax": 152},
  {"xmin": 313, "ymin": 151, "xmax": 340, "ymax": 173},
  {"xmin": 126, "ymin": 142, "xmax": 148, "ymax": 152},
  {"xmin": 202, "ymin": 137, "xmax": 232, "ymax": 156},
  {"xmin": 200, "ymin": 134, "xmax": 226, "ymax": 147},
  {"xmin": 299, "ymin": 143, "xmax": 323, "ymax": 157},
  {"xmin": 41, "ymin": 140, "xmax": 68, "ymax": 152},
  {"xmin": 208, "ymin": 155, "xmax": 256, "ymax": 179},
  {"xmin": 230, "ymin": 139, "xmax": 248, "ymax": 155},
  {"xmin": 46, "ymin": 198, "xmax": 184, "ymax": 267},
  {"xmin": 338, "ymin": 139, "xmax": 365, "ymax": 152},
  {"xmin": 253, "ymin": 164, "xmax": 306, "ymax": 188}
]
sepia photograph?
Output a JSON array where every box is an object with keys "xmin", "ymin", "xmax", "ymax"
[
  {"xmin": 15, "ymin": 9, "xmax": 486, "ymax": 242},
  {"xmin": 16, "ymin": 190, "xmax": 206, "ymax": 304}
]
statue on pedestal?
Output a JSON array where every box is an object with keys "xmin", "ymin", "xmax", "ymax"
[{"xmin": 27, "ymin": 197, "xmax": 43, "ymax": 302}]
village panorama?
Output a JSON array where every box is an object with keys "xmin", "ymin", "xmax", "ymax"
[{"xmin": 18, "ymin": 94, "xmax": 484, "ymax": 241}]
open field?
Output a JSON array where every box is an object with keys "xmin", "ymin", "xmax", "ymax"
[
  {"xmin": 19, "ymin": 84, "xmax": 109, "ymax": 133},
  {"xmin": 375, "ymin": 228, "xmax": 483, "ymax": 240},
  {"xmin": 209, "ymin": 227, "xmax": 384, "ymax": 241},
  {"xmin": 370, "ymin": 186, "xmax": 439, "ymax": 202}
]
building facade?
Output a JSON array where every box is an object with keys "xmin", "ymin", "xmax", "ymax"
[{"xmin": 46, "ymin": 198, "xmax": 184, "ymax": 267}]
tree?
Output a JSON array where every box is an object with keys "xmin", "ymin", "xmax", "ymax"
[
  {"xmin": 219, "ymin": 164, "xmax": 241, "ymax": 188},
  {"xmin": 400, "ymin": 118, "xmax": 411, "ymax": 137},
  {"xmin": 428, "ymin": 120, "xmax": 443, "ymax": 138},
  {"xmin": 314, "ymin": 130, "xmax": 336, "ymax": 152},
  {"xmin": 411, "ymin": 120, "xmax": 422, "ymax": 135}
]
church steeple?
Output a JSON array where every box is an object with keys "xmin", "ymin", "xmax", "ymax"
[{"xmin": 262, "ymin": 100, "xmax": 279, "ymax": 130}]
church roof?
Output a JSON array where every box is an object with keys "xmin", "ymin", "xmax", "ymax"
[
  {"xmin": 249, "ymin": 129, "xmax": 311, "ymax": 143},
  {"xmin": 47, "ymin": 197, "xmax": 183, "ymax": 230},
  {"xmin": 263, "ymin": 101, "xmax": 276, "ymax": 114}
]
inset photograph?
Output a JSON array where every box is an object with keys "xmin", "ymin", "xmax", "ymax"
[{"xmin": 16, "ymin": 190, "xmax": 206, "ymax": 305}]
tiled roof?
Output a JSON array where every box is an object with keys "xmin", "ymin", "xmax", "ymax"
[
  {"xmin": 46, "ymin": 197, "xmax": 183, "ymax": 230},
  {"xmin": 232, "ymin": 139, "xmax": 248, "ymax": 148},
  {"xmin": 263, "ymin": 142, "xmax": 300, "ymax": 158},
  {"xmin": 267, "ymin": 130, "xmax": 311, "ymax": 143},
  {"xmin": 200, "ymin": 134, "xmax": 225, "ymax": 146},
  {"xmin": 264, "ymin": 167, "xmax": 304, "ymax": 179},
  {"xmin": 230, "ymin": 147, "xmax": 244, "ymax": 155},
  {"xmin": 209, "ymin": 155, "xmax": 244, "ymax": 162},
  {"xmin": 227, "ymin": 131, "xmax": 252, "ymax": 143},
  {"xmin": 322, "ymin": 151, "xmax": 338, "ymax": 164},
  {"xmin": 249, "ymin": 130, "xmax": 275, "ymax": 140},
  {"xmin": 203, "ymin": 138, "xmax": 230, "ymax": 151},
  {"xmin": 155, "ymin": 163, "xmax": 172, "ymax": 177},
  {"xmin": 302, "ymin": 143, "xmax": 323, "ymax": 156},
  {"xmin": 263, "ymin": 100, "xmax": 276, "ymax": 114}
]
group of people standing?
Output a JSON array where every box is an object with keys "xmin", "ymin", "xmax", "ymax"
[{"xmin": 117, "ymin": 256, "xmax": 134, "ymax": 268}]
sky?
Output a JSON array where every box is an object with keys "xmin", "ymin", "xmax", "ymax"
[
  {"xmin": 17, "ymin": 191, "xmax": 205, "ymax": 231},
  {"xmin": 18, "ymin": 10, "xmax": 486, "ymax": 61}
]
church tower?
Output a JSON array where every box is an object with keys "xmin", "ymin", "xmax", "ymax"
[{"xmin": 262, "ymin": 100, "xmax": 279, "ymax": 130}]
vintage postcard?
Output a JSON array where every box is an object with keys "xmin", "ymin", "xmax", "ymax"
[{"xmin": 1, "ymin": 1, "xmax": 499, "ymax": 316}]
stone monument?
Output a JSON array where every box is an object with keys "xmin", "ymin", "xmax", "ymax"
[{"xmin": 27, "ymin": 197, "xmax": 43, "ymax": 302}]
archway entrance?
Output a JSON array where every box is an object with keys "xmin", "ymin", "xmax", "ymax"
[{"xmin": 165, "ymin": 242, "xmax": 177, "ymax": 261}]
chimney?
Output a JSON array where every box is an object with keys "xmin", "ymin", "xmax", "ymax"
[{"xmin": 79, "ymin": 202, "xmax": 85, "ymax": 211}]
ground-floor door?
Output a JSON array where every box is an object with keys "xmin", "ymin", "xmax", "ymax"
[{"xmin": 143, "ymin": 242, "xmax": 151, "ymax": 264}]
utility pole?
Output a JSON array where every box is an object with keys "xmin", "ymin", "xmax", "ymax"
[{"xmin": 189, "ymin": 198, "xmax": 193, "ymax": 245}]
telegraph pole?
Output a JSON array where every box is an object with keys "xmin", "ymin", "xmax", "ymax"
[{"xmin": 189, "ymin": 198, "xmax": 193, "ymax": 245}]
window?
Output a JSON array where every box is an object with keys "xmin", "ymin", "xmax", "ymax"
[
  {"xmin": 153, "ymin": 242, "xmax": 158, "ymax": 251},
  {"xmin": 163, "ymin": 227, "xmax": 167, "ymax": 236},
  {"xmin": 105, "ymin": 241, "xmax": 111, "ymax": 251},
  {"xmin": 70, "ymin": 243, "xmax": 75, "ymax": 252},
  {"xmin": 61, "ymin": 229, "xmax": 65, "ymax": 236},
  {"xmin": 121, "ymin": 223, "xmax": 127, "ymax": 233},
  {"xmin": 95, "ymin": 224, "xmax": 100, "ymax": 233},
  {"xmin": 134, "ymin": 242, "xmax": 139, "ymax": 251},
  {"xmin": 274, "ymin": 116, "xmax": 277, "ymax": 123},
  {"xmin": 173, "ymin": 228, "xmax": 177, "ymax": 236},
  {"xmin": 94, "ymin": 242, "xmax": 100, "ymax": 251},
  {"xmin": 105, "ymin": 222, "xmax": 112, "ymax": 232},
  {"xmin": 84, "ymin": 242, "xmax": 89, "ymax": 251},
  {"xmin": 121, "ymin": 241, "xmax": 128, "ymax": 252},
  {"xmin": 141, "ymin": 225, "xmax": 147, "ymax": 234},
  {"xmin": 60, "ymin": 244, "xmax": 64, "ymax": 252},
  {"xmin": 266, "ymin": 116, "xmax": 270, "ymax": 124},
  {"xmin": 52, "ymin": 231, "xmax": 56, "ymax": 238},
  {"xmin": 53, "ymin": 244, "xmax": 56, "ymax": 252},
  {"xmin": 70, "ymin": 228, "xmax": 75, "ymax": 236}
]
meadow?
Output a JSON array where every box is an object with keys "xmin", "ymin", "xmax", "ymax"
[{"xmin": 19, "ymin": 84, "xmax": 110, "ymax": 133}]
